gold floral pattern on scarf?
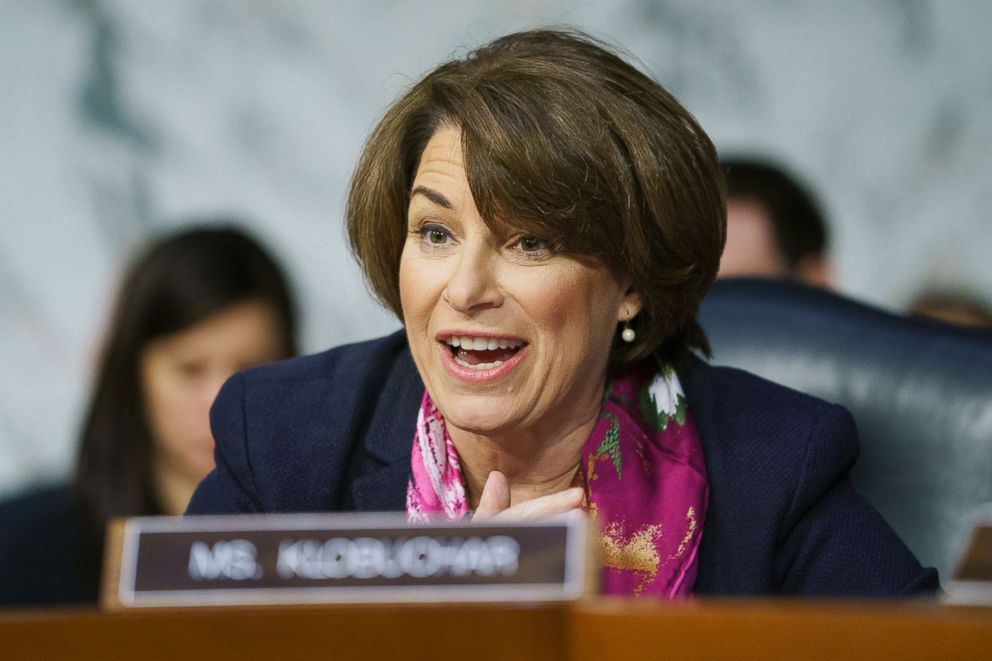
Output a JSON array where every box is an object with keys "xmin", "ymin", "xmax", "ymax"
[{"xmin": 600, "ymin": 520, "xmax": 663, "ymax": 596}]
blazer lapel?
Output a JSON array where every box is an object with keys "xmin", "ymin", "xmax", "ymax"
[{"xmin": 350, "ymin": 341, "xmax": 423, "ymax": 511}]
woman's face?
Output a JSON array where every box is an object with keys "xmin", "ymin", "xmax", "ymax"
[
  {"xmin": 140, "ymin": 299, "xmax": 287, "ymax": 488},
  {"xmin": 399, "ymin": 127, "xmax": 641, "ymax": 437}
]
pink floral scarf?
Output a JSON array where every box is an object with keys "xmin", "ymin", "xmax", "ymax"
[{"xmin": 406, "ymin": 361, "xmax": 709, "ymax": 598}]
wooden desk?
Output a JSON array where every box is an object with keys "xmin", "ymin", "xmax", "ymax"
[
  {"xmin": 569, "ymin": 599, "xmax": 991, "ymax": 660},
  {"xmin": 2, "ymin": 600, "xmax": 989, "ymax": 661}
]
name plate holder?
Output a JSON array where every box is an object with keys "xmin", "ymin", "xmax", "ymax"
[
  {"xmin": 944, "ymin": 517, "xmax": 992, "ymax": 607},
  {"xmin": 102, "ymin": 511, "xmax": 594, "ymax": 609}
]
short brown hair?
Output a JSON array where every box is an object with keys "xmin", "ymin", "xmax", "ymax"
[{"xmin": 348, "ymin": 28, "xmax": 725, "ymax": 366}]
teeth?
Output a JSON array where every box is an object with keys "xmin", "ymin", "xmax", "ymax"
[
  {"xmin": 454, "ymin": 355, "xmax": 504, "ymax": 370},
  {"xmin": 444, "ymin": 335, "xmax": 524, "ymax": 350}
]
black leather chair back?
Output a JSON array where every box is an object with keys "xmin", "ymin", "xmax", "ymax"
[{"xmin": 699, "ymin": 278, "xmax": 992, "ymax": 580}]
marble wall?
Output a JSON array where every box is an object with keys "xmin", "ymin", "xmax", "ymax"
[{"xmin": 1, "ymin": 0, "xmax": 990, "ymax": 496}]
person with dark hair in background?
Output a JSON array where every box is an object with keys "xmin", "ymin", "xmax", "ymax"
[
  {"xmin": 0, "ymin": 224, "xmax": 298, "ymax": 607},
  {"xmin": 909, "ymin": 288, "xmax": 992, "ymax": 329},
  {"xmin": 719, "ymin": 157, "xmax": 834, "ymax": 288}
]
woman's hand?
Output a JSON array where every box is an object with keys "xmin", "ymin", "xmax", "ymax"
[{"xmin": 472, "ymin": 471, "xmax": 585, "ymax": 521}]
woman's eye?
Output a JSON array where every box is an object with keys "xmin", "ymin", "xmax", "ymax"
[
  {"xmin": 415, "ymin": 223, "xmax": 453, "ymax": 247},
  {"xmin": 515, "ymin": 235, "xmax": 553, "ymax": 254},
  {"xmin": 176, "ymin": 361, "xmax": 205, "ymax": 377}
]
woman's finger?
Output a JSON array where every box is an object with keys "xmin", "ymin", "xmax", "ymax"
[
  {"xmin": 490, "ymin": 487, "xmax": 584, "ymax": 521},
  {"xmin": 473, "ymin": 471, "xmax": 511, "ymax": 520}
]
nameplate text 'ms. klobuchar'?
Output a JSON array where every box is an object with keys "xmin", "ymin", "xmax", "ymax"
[{"xmin": 102, "ymin": 512, "xmax": 591, "ymax": 608}]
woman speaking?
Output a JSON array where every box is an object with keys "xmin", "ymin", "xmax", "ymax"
[{"xmin": 188, "ymin": 29, "xmax": 936, "ymax": 597}]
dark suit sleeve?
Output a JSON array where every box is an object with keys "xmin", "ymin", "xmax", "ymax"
[
  {"xmin": 186, "ymin": 373, "xmax": 264, "ymax": 514},
  {"xmin": 775, "ymin": 405, "xmax": 940, "ymax": 595}
]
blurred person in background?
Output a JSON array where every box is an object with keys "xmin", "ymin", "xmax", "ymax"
[
  {"xmin": 909, "ymin": 288, "xmax": 992, "ymax": 329},
  {"xmin": 718, "ymin": 157, "xmax": 834, "ymax": 289},
  {"xmin": 0, "ymin": 224, "xmax": 298, "ymax": 607}
]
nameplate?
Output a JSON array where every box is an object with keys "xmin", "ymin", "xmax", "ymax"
[
  {"xmin": 944, "ymin": 518, "xmax": 992, "ymax": 606},
  {"xmin": 102, "ymin": 512, "xmax": 591, "ymax": 608}
]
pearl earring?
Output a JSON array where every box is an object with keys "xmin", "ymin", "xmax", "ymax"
[{"xmin": 621, "ymin": 312, "xmax": 636, "ymax": 343}]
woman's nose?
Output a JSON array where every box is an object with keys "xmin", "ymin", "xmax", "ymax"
[{"xmin": 443, "ymin": 243, "xmax": 504, "ymax": 313}]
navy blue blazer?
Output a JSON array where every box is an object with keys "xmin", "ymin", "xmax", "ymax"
[{"xmin": 188, "ymin": 331, "xmax": 938, "ymax": 596}]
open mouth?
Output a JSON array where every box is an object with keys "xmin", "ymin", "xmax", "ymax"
[{"xmin": 443, "ymin": 335, "xmax": 526, "ymax": 370}]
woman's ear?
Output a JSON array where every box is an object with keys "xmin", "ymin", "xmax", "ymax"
[{"xmin": 619, "ymin": 288, "xmax": 644, "ymax": 322}]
